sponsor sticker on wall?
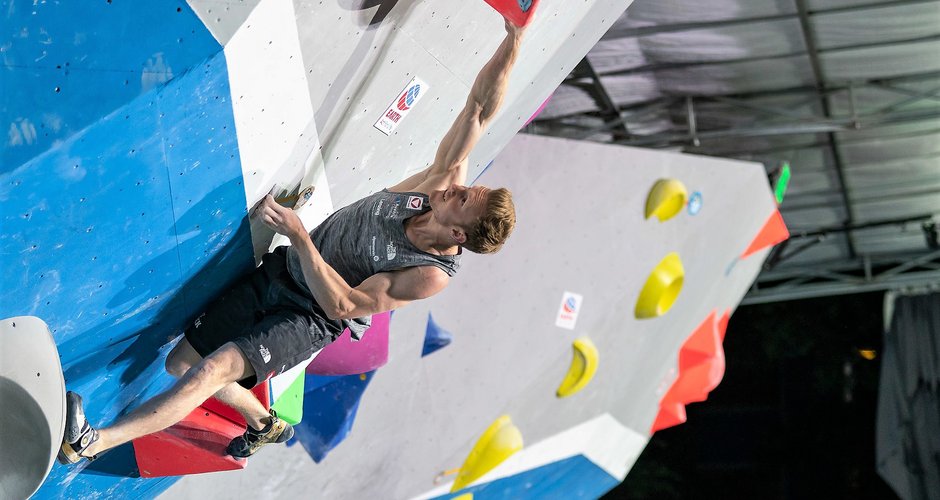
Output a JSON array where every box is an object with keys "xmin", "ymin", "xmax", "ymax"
[
  {"xmin": 556, "ymin": 291, "xmax": 583, "ymax": 330},
  {"xmin": 374, "ymin": 77, "xmax": 429, "ymax": 135}
]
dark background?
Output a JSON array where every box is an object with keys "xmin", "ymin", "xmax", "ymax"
[{"xmin": 606, "ymin": 292, "xmax": 900, "ymax": 499}]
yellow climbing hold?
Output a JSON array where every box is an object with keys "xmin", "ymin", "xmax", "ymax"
[
  {"xmin": 635, "ymin": 252, "xmax": 685, "ymax": 319},
  {"xmin": 451, "ymin": 415, "xmax": 523, "ymax": 492},
  {"xmin": 645, "ymin": 179, "xmax": 688, "ymax": 222},
  {"xmin": 556, "ymin": 337, "xmax": 599, "ymax": 398},
  {"xmin": 452, "ymin": 495, "xmax": 473, "ymax": 500}
]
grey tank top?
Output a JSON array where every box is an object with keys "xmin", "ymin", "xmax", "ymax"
[{"xmin": 285, "ymin": 189, "xmax": 460, "ymax": 339}]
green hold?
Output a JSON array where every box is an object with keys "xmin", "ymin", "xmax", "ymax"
[
  {"xmin": 271, "ymin": 371, "xmax": 305, "ymax": 425},
  {"xmin": 774, "ymin": 163, "xmax": 791, "ymax": 204}
]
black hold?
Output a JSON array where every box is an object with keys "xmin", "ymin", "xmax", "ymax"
[{"xmin": 54, "ymin": 86, "xmax": 61, "ymax": 93}]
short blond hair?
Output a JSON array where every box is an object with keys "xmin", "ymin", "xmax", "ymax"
[{"xmin": 464, "ymin": 188, "xmax": 515, "ymax": 254}]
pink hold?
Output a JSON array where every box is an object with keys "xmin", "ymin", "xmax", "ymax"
[
  {"xmin": 306, "ymin": 311, "xmax": 390, "ymax": 376},
  {"xmin": 524, "ymin": 94, "xmax": 552, "ymax": 127}
]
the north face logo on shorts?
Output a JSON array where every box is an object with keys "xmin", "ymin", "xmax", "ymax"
[{"xmin": 259, "ymin": 344, "xmax": 272, "ymax": 363}]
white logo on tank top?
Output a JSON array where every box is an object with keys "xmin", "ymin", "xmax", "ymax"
[
  {"xmin": 259, "ymin": 344, "xmax": 272, "ymax": 363},
  {"xmin": 387, "ymin": 242, "xmax": 397, "ymax": 260}
]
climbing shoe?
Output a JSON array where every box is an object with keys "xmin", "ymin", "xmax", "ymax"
[
  {"xmin": 226, "ymin": 409, "xmax": 294, "ymax": 458},
  {"xmin": 57, "ymin": 391, "xmax": 100, "ymax": 464}
]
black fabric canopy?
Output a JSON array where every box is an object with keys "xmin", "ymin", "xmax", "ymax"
[{"xmin": 878, "ymin": 291, "xmax": 940, "ymax": 500}]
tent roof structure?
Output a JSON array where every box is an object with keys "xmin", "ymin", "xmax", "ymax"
[{"xmin": 528, "ymin": 0, "xmax": 940, "ymax": 303}]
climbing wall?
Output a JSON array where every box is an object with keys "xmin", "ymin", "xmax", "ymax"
[
  {"xmin": 188, "ymin": 0, "xmax": 633, "ymax": 258},
  {"xmin": 1, "ymin": 0, "xmax": 635, "ymax": 498},
  {"xmin": 162, "ymin": 135, "xmax": 780, "ymax": 499},
  {"xmin": 2, "ymin": 2, "xmax": 250, "ymax": 497}
]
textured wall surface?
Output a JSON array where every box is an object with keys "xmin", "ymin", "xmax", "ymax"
[
  {"xmin": 164, "ymin": 134, "xmax": 777, "ymax": 499},
  {"xmin": 4, "ymin": 0, "xmax": 782, "ymax": 494},
  {"xmin": 2, "ymin": 2, "xmax": 250, "ymax": 498}
]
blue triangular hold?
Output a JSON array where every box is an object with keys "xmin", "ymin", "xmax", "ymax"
[
  {"xmin": 289, "ymin": 372, "xmax": 374, "ymax": 462},
  {"xmin": 422, "ymin": 312, "xmax": 452, "ymax": 357}
]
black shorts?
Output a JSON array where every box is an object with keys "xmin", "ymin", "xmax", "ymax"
[{"xmin": 184, "ymin": 246, "xmax": 344, "ymax": 388}]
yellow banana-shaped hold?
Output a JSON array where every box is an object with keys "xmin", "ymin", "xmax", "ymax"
[
  {"xmin": 451, "ymin": 415, "xmax": 523, "ymax": 492},
  {"xmin": 556, "ymin": 337, "xmax": 599, "ymax": 398}
]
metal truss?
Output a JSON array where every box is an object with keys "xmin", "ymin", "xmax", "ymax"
[
  {"xmin": 743, "ymin": 248, "xmax": 940, "ymax": 304},
  {"xmin": 527, "ymin": 0, "xmax": 940, "ymax": 304}
]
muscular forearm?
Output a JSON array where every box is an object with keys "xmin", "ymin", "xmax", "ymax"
[
  {"xmin": 470, "ymin": 28, "xmax": 524, "ymax": 123},
  {"xmin": 289, "ymin": 233, "xmax": 355, "ymax": 320},
  {"xmin": 253, "ymin": 193, "xmax": 359, "ymax": 319}
]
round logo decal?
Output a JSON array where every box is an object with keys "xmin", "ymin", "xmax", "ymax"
[
  {"xmin": 397, "ymin": 84, "xmax": 421, "ymax": 111},
  {"xmin": 563, "ymin": 297, "xmax": 577, "ymax": 314}
]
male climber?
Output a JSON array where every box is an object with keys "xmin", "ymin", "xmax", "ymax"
[{"xmin": 59, "ymin": 17, "xmax": 528, "ymax": 464}]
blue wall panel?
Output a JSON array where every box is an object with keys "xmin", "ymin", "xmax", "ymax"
[
  {"xmin": 1, "ymin": 0, "xmax": 219, "ymax": 173},
  {"xmin": 0, "ymin": 3, "xmax": 255, "ymax": 498},
  {"xmin": 433, "ymin": 455, "xmax": 621, "ymax": 500}
]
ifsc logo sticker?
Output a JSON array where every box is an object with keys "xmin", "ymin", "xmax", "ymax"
[
  {"xmin": 375, "ymin": 77, "xmax": 430, "ymax": 136},
  {"xmin": 555, "ymin": 291, "xmax": 583, "ymax": 330}
]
